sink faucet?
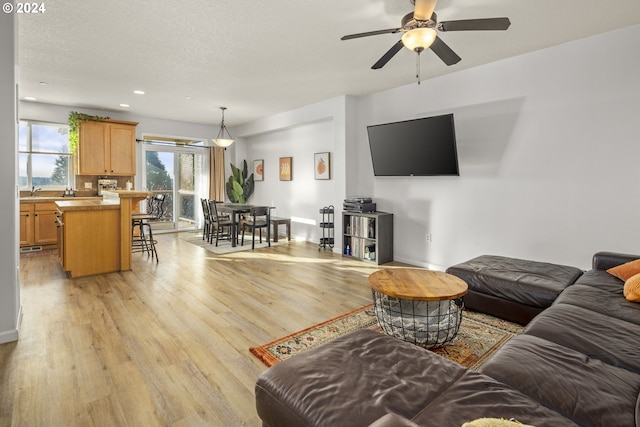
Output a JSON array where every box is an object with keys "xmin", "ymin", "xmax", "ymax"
[{"xmin": 30, "ymin": 186, "xmax": 41, "ymax": 197}]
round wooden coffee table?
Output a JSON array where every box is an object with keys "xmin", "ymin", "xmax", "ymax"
[{"xmin": 368, "ymin": 268, "xmax": 468, "ymax": 348}]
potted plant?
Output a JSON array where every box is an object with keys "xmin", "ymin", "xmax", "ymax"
[
  {"xmin": 226, "ymin": 160, "xmax": 254, "ymax": 203},
  {"xmin": 68, "ymin": 111, "xmax": 109, "ymax": 154}
]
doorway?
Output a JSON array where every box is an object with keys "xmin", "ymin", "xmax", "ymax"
[{"xmin": 141, "ymin": 142, "xmax": 209, "ymax": 232}]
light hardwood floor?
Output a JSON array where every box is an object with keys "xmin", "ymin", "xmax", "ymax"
[{"xmin": 1, "ymin": 233, "xmax": 394, "ymax": 426}]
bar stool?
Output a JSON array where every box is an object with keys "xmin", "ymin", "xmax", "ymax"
[{"xmin": 132, "ymin": 194, "xmax": 165, "ymax": 261}]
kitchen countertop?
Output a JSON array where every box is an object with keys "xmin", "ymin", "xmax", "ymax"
[
  {"xmin": 102, "ymin": 190, "xmax": 154, "ymax": 199},
  {"xmin": 55, "ymin": 199, "xmax": 120, "ymax": 211},
  {"xmin": 20, "ymin": 196, "xmax": 102, "ymax": 203}
]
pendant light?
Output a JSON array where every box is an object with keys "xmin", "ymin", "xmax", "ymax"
[{"xmin": 213, "ymin": 107, "xmax": 234, "ymax": 147}]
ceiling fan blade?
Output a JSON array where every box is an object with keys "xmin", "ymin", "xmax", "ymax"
[
  {"xmin": 413, "ymin": 0, "xmax": 437, "ymax": 21},
  {"xmin": 372, "ymin": 40, "xmax": 405, "ymax": 69},
  {"xmin": 341, "ymin": 28, "xmax": 402, "ymax": 41},
  {"xmin": 438, "ymin": 17, "xmax": 511, "ymax": 32},
  {"xmin": 429, "ymin": 36, "xmax": 461, "ymax": 66}
]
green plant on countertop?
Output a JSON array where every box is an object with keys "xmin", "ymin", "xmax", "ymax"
[
  {"xmin": 68, "ymin": 111, "xmax": 110, "ymax": 155},
  {"xmin": 226, "ymin": 160, "xmax": 254, "ymax": 203}
]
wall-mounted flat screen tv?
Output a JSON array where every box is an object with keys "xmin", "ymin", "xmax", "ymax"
[{"xmin": 367, "ymin": 113, "xmax": 459, "ymax": 176}]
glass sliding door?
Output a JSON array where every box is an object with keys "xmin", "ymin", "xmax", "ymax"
[{"xmin": 142, "ymin": 142, "xmax": 209, "ymax": 232}]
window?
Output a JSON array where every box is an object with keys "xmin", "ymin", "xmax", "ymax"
[
  {"xmin": 19, "ymin": 121, "xmax": 73, "ymax": 189},
  {"xmin": 141, "ymin": 138, "xmax": 210, "ymax": 231}
]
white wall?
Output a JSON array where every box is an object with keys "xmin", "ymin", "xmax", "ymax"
[
  {"xmin": 233, "ymin": 96, "xmax": 352, "ymax": 247},
  {"xmin": 353, "ymin": 25, "xmax": 640, "ymax": 270},
  {"xmin": 0, "ymin": 13, "xmax": 19, "ymax": 343}
]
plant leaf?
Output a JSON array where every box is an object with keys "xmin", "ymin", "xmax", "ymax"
[
  {"xmin": 244, "ymin": 174, "xmax": 254, "ymax": 201},
  {"xmin": 241, "ymin": 160, "xmax": 248, "ymax": 180},
  {"xmin": 231, "ymin": 180, "xmax": 244, "ymax": 204},
  {"xmin": 233, "ymin": 164, "xmax": 243, "ymax": 183}
]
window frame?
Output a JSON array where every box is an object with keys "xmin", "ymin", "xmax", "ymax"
[{"xmin": 19, "ymin": 120, "xmax": 74, "ymax": 190}]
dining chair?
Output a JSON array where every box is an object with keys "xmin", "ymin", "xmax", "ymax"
[
  {"xmin": 241, "ymin": 206, "xmax": 271, "ymax": 249},
  {"xmin": 200, "ymin": 198, "xmax": 214, "ymax": 242},
  {"xmin": 210, "ymin": 200, "xmax": 233, "ymax": 246}
]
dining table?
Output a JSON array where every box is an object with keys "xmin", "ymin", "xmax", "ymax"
[{"xmin": 215, "ymin": 203, "xmax": 273, "ymax": 247}]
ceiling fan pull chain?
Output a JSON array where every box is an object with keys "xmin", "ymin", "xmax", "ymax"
[{"xmin": 416, "ymin": 51, "xmax": 421, "ymax": 84}]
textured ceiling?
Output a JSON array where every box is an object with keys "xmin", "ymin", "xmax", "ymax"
[{"xmin": 17, "ymin": 0, "xmax": 640, "ymax": 126}]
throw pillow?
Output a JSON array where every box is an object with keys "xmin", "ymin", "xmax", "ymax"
[
  {"xmin": 623, "ymin": 273, "xmax": 640, "ymax": 303},
  {"xmin": 461, "ymin": 418, "xmax": 534, "ymax": 427},
  {"xmin": 607, "ymin": 258, "xmax": 640, "ymax": 281}
]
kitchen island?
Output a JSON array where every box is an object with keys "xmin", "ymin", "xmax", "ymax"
[{"xmin": 55, "ymin": 190, "xmax": 152, "ymax": 278}]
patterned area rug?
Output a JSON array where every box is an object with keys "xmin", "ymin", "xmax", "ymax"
[
  {"xmin": 250, "ymin": 304, "xmax": 523, "ymax": 369},
  {"xmin": 179, "ymin": 231, "xmax": 285, "ymax": 254}
]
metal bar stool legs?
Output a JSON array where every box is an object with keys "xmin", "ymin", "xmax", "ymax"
[{"xmin": 132, "ymin": 219, "xmax": 158, "ymax": 262}]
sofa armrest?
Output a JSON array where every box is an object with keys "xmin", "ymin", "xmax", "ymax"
[
  {"xmin": 592, "ymin": 251, "xmax": 640, "ymax": 271},
  {"xmin": 369, "ymin": 413, "xmax": 421, "ymax": 427}
]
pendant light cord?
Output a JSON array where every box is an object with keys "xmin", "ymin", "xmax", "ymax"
[{"xmin": 416, "ymin": 50, "xmax": 421, "ymax": 84}]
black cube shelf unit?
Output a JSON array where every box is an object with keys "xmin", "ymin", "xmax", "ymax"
[{"xmin": 343, "ymin": 211, "xmax": 393, "ymax": 265}]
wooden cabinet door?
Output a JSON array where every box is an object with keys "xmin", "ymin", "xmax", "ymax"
[
  {"xmin": 34, "ymin": 203, "xmax": 58, "ymax": 245},
  {"xmin": 19, "ymin": 204, "xmax": 34, "ymax": 246},
  {"xmin": 77, "ymin": 120, "xmax": 137, "ymax": 175},
  {"xmin": 63, "ymin": 209, "xmax": 120, "ymax": 277},
  {"xmin": 109, "ymin": 124, "xmax": 136, "ymax": 175},
  {"xmin": 78, "ymin": 121, "xmax": 108, "ymax": 175}
]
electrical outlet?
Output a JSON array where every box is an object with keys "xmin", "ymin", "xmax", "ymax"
[
  {"xmin": 426, "ymin": 233, "xmax": 432, "ymax": 242},
  {"xmin": 84, "ymin": 182, "xmax": 92, "ymax": 189}
]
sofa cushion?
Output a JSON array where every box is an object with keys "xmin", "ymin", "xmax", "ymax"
[
  {"xmin": 410, "ymin": 371, "xmax": 577, "ymax": 427},
  {"xmin": 607, "ymin": 257, "xmax": 640, "ymax": 280},
  {"xmin": 623, "ymin": 273, "xmax": 640, "ymax": 302},
  {"xmin": 555, "ymin": 283, "xmax": 640, "ymax": 326},
  {"xmin": 255, "ymin": 329, "xmax": 467, "ymax": 427},
  {"xmin": 479, "ymin": 335, "xmax": 640, "ymax": 427},
  {"xmin": 572, "ymin": 268, "xmax": 625, "ymax": 294},
  {"xmin": 523, "ymin": 303, "xmax": 640, "ymax": 373},
  {"xmin": 446, "ymin": 255, "xmax": 583, "ymax": 309}
]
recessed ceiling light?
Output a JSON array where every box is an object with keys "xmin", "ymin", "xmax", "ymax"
[
  {"xmin": 133, "ymin": 90, "xmax": 145, "ymax": 95},
  {"xmin": 24, "ymin": 96, "xmax": 37, "ymax": 101},
  {"xmin": 120, "ymin": 104, "xmax": 130, "ymax": 108},
  {"xmin": 39, "ymin": 81, "xmax": 48, "ymax": 86}
]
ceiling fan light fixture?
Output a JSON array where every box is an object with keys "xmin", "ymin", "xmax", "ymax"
[
  {"xmin": 401, "ymin": 27, "xmax": 437, "ymax": 51},
  {"xmin": 213, "ymin": 106, "xmax": 235, "ymax": 147}
]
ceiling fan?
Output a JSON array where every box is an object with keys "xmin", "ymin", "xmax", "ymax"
[{"xmin": 341, "ymin": 0, "xmax": 510, "ymax": 75}]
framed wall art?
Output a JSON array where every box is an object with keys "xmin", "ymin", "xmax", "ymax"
[
  {"xmin": 314, "ymin": 152, "xmax": 330, "ymax": 180},
  {"xmin": 253, "ymin": 159, "xmax": 264, "ymax": 181},
  {"xmin": 279, "ymin": 157, "xmax": 292, "ymax": 181}
]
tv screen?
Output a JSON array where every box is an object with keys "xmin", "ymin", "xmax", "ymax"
[{"xmin": 367, "ymin": 113, "xmax": 459, "ymax": 176}]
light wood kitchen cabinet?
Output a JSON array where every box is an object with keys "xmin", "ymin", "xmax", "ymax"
[
  {"xmin": 34, "ymin": 202, "xmax": 59, "ymax": 245},
  {"xmin": 55, "ymin": 191, "xmax": 152, "ymax": 277},
  {"xmin": 57, "ymin": 205, "xmax": 121, "ymax": 278},
  {"xmin": 19, "ymin": 204, "xmax": 34, "ymax": 246},
  {"xmin": 20, "ymin": 202, "xmax": 58, "ymax": 248},
  {"xmin": 77, "ymin": 119, "xmax": 138, "ymax": 176}
]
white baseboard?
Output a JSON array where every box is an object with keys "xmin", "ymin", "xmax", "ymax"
[
  {"xmin": 0, "ymin": 328, "xmax": 18, "ymax": 344},
  {"xmin": 0, "ymin": 305, "xmax": 21, "ymax": 344}
]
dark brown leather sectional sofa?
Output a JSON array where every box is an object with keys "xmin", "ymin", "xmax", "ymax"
[{"xmin": 255, "ymin": 252, "xmax": 640, "ymax": 426}]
